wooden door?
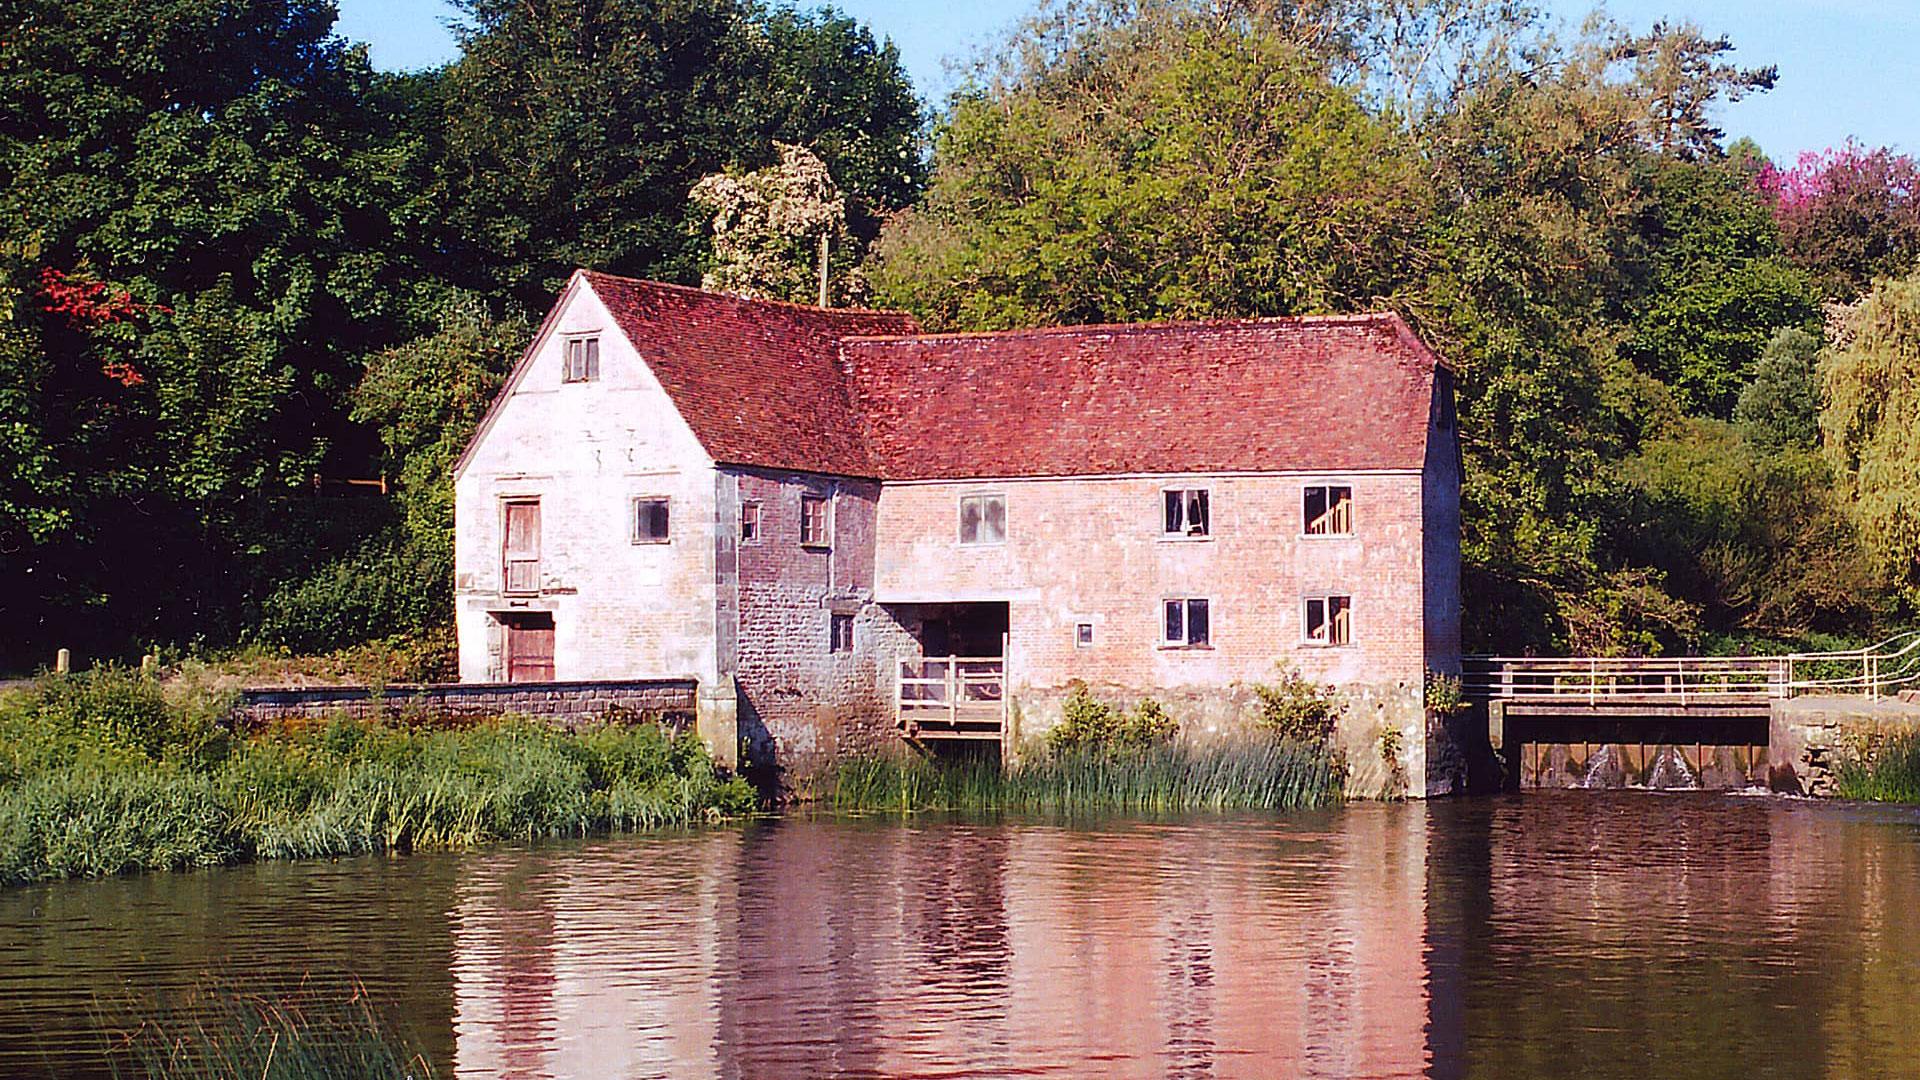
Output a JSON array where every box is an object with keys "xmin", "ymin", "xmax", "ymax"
[
  {"xmin": 503, "ymin": 500, "xmax": 540, "ymax": 594},
  {"xmin": 505, "ymin": 615, "xmax": 555, "ymax": 683}
]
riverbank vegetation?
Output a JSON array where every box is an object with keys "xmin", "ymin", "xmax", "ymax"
[
  {"xmin": 110, "ymin": 980, "xmax": 435, "ymax": 1080},
  {"xmin": 827, "ymin": 680, "xmax": 1343, "ymax": 814},
  {"xmin": 0, "ymin": 670, "xmax": 754, "ymax": 887},
  {"xmin": 825, "ymin": 740, "xmax": 1343, "ymax": 816},
  {"xmin": 1833, "ymin": 733, "xmax": 1920, "ymax": 804},
  {"xmin": 5, "ymin": 0, "xmax": 1920, "ymax": 671}
]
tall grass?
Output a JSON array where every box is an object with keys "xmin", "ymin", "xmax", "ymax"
[
  {"xmin": 825, "ymin": 739, "xmax": 1342, "ymax": 815},
  {"xmin": 108, "ymin": 980, "xmax": 433, "ymax": 1080},
  {"xmin": 1833, "ymin": 732, "xmax": 1920, "ymax": 803},
  {"xmin": 0, "ymin": 670, "xmax": 756, "ymax": 886}
]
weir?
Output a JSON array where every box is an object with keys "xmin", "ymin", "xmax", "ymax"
[{"xmin": 1460, "ymin": 631, "xmax": 1920, "ymax": 791}]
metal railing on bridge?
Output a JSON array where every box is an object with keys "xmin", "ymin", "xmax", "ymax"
[{"xmin": 1463, "ymin": 630, "xmax": 1920, "ymax": 705}]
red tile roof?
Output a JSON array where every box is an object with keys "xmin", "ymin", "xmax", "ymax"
[
  {"xmin": 840, "ymin": 316, "xmax": 1442, "ymax": 479},
  {"xmin": 570, "ymin": 273, "xmax": 1441, "ymax": 480},
  {"xmin": 582, "ymin": 272, "xmax": 918, "ymax": 477}
]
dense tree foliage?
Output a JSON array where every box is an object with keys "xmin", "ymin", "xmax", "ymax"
[
  {"xmin": 0, "ymin": 0, "xmax": 1912, "ymax": 666},
  {"xmin": 868, "ymin": 0, "xmax": 1910, "ymax": 652},
  {"xmin": 1820, "ymin": 272, "xmax": 1920, "ymax": 602},
  {"xmin": 0, "ymin": 0, "xmax": 920, "ymax": 667}
]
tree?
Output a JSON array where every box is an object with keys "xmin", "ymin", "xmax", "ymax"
[
  {"xmin": 692, "ymin": 144, "xmax": 850, "ymax": 304},
  {"xmin": 438, "ymin": 0, "xmax": 922, "ymax": 307},
  {"xmin": 1619, "ymin": 159, "xmax": 1821, "ymax": 418},
  {"xmin": 350, "ymin": 293, "xmax": 527, "ymax": 565},
  {"xmin": 1604, "ymin": 20, "xmax": 1775, "ymax": 160},
  {"xmin": 0, "ymin": 0, "xmax": 436, "ymax": 661},
  {"xmin": 1734, "ymin": 327, "xmax": 1821, "ymax": 449},
  {"xmin": 867, "ymin": 4, "xmax": 1434, "ymax": 329},
  {"xmin": 1758, "ymin": 143, "xmax": 1920, "ymax": 300},
  {"xmin": 1821, "ymin": 271, "xmax": 1920, "ymax": 597}
]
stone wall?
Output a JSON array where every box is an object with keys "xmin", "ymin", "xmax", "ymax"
[
  {"xmin": 1769, "ymin": 695, "xmax": 1920, "ymax": 795},
  {"xmin": 727, "ymin": 467, "xmax": 897, "ymax": 784},
  {"xmin": 234, "ymin": 679, "xmax": 699, "ymax": 731}
]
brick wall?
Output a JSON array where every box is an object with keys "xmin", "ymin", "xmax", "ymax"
[
  {"xmin": 727, "ymin": 467, "xmax": 896, "ymax": 782},
  {"xmin": 873, "ymin": 471, "xmax": 1433, "ymax": 796},
  {"xmin": 234, "ymin": 679, "xmax": 699, "ymax": 730}
]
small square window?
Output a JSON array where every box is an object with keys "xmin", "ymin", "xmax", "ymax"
[
  {"xmin": 564, "ymin": 336, "xmax": 600, "ymax": 383},
  {"xmin": 1304, "ymin": 485, "xmax": 1353, "ymax": 536},
  {"xmin": 800, "ymin": 494, "xmax": 831, "ymax": 547},
  {"xmin": 1075, "ymin": 622, "xmax": 1095, "ymax": 648},
  {"xmin": 1163, "ymin": 488, "xmax": 1210, "ymax": 536},
  {"xmin": 830, "ymin": 613, "xmax": 855, "ymax": 653},
  {"xmin": 959, "ymin": 494, "xmax": 1006, "ymax": 545},
  {"xmin": 741, "ymin": 501, "xmax": 762, "ymax": 544},
  {"xmin": 1304, "ymin": 595, "xmax": 1352, "ymax": 646},
  {"xmin": 1162, "ymin": 598, "xmax": 1210, "ymax": 647},
  {"xmin": 633, "ymin": 497, "xmax": 669, "ymax": 543}
]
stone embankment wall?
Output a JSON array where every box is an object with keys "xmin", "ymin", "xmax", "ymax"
[
  {"xmin": 1769, "ymin": 695, "xmax": 1920, "ymax": 795},
  {"xmin": 234, "ymin": 679, "xmax": 699, "ymax": 731}
]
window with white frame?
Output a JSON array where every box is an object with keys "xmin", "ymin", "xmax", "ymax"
[
  {"xmin": 564, "ymin": 336, "xmax": 600, "ymax": 382},
  {"xmin": 740, "ymin": 501, "xmax": 762, "ymax": 544},
  {"xmin": 830, "ymin": 613, "xmax": 855, "ymax": 653},
  {"xmin": 1162, "ymin": 488, "xmax": 1211, "ymax": 537},
  {"xmin": 632, "ymin": 497, "xmax": 670, "ymax": 543},
  {"xmin": 1303, "ymin": 595, "xmax": 1352, "ymax": 645},
  {"xmin": 1162, "ymin": 598, "xmax": 1211, "ymax": 647},
  {"xmin": 959, "ymin": 494, "xmax": 1006, "ymax": 545},
  {"xmin": 800, "ymin": 494, "xmax": 831, "ymax": 547},
  {"xmin": 1075, "ymin": 622, "xmax": 1096, "ymax": 648},
  {"xmin": 1303, "ymin": 485, "xmax": 1353, "ymax": 536}
]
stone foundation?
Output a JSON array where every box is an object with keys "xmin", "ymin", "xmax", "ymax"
[
  {"xmin": 1768, "ymin": 696, "xmax": 1920, "ymax": 796},
  {"xmin": 1005, "ymin": 678, "xmax": 1431, "ymax": 799}
]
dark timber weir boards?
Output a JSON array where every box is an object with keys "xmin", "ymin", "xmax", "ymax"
[{"xmin": 1463, "ymin": 639, "xmax": 1920, "ymax": 791}]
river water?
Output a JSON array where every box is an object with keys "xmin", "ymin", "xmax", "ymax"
[{"xmin": 2, "ymin": 793, "xmax": 1918, "ymax": 1079}]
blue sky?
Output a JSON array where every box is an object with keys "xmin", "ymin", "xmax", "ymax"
[{"xmin": 334, "ymin": 0, "xmax": 1916, "ymax": 162}]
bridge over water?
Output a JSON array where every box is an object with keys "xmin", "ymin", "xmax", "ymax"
[{"xmin": 1460, "ymin": 631, "xmax": 1920, "ymax": 789}]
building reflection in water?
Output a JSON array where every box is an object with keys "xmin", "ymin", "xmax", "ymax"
[{"xmin": 448, "ymin": 807, "xmax": 1439, "ymax": 1079}]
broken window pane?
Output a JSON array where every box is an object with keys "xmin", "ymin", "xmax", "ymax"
[{"xmin": 1163, "ymin": 488, "xmax": 1211, "ymax": 536}]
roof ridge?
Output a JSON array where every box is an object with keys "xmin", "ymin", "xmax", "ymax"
[
  {"xmin": 578, "ymin": 269, "xmax": 915, "ymax": 322},
  {"xmin": 837, "ymin": 311, "xmax": 1405, "ymax": 346}
]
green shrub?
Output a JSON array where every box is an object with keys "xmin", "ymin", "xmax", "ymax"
[
  {"xmin": 1424, "ymin": 670, "xmax": 1468, "ymax": 716},
  {"xmin": 1834, "ymin": 732, "xmax": 1920, "ymax": 803},
  {"xmin": 1045, "ymin": 682, "xmax": 1180, "ymax": 756},
  {"xmin": 1251, "ymin": 670, "xmax": 1339, "ymax": 744},
  {"xmin": 254, "ymin": 537, "xmax": 450, "ymax": 655}
]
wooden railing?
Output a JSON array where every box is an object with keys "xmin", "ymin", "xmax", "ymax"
[
  {"xmin": 897, "ymin": 656, "xmax": 1006, "ymax": 741},
  {"xmin": 1463, "ymin": 630, "xmax": 1920, "ymax": 704}
]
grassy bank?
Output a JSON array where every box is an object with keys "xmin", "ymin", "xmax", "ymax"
[
  {"xmin": 824, "ymin": 740, "xmax": 1343, "ymax": 815},
  {"xmin": 1833, "ymin": 732, "xmax": 1920, "ymax": 803},
  {"xmin": 0, "ymin": 670, "xmax": 754, "ymax": 887}
]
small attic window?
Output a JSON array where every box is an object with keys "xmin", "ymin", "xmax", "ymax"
[{"xmin": 564, "ymin": 336, "xmax": 600, "ymax": 383}]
